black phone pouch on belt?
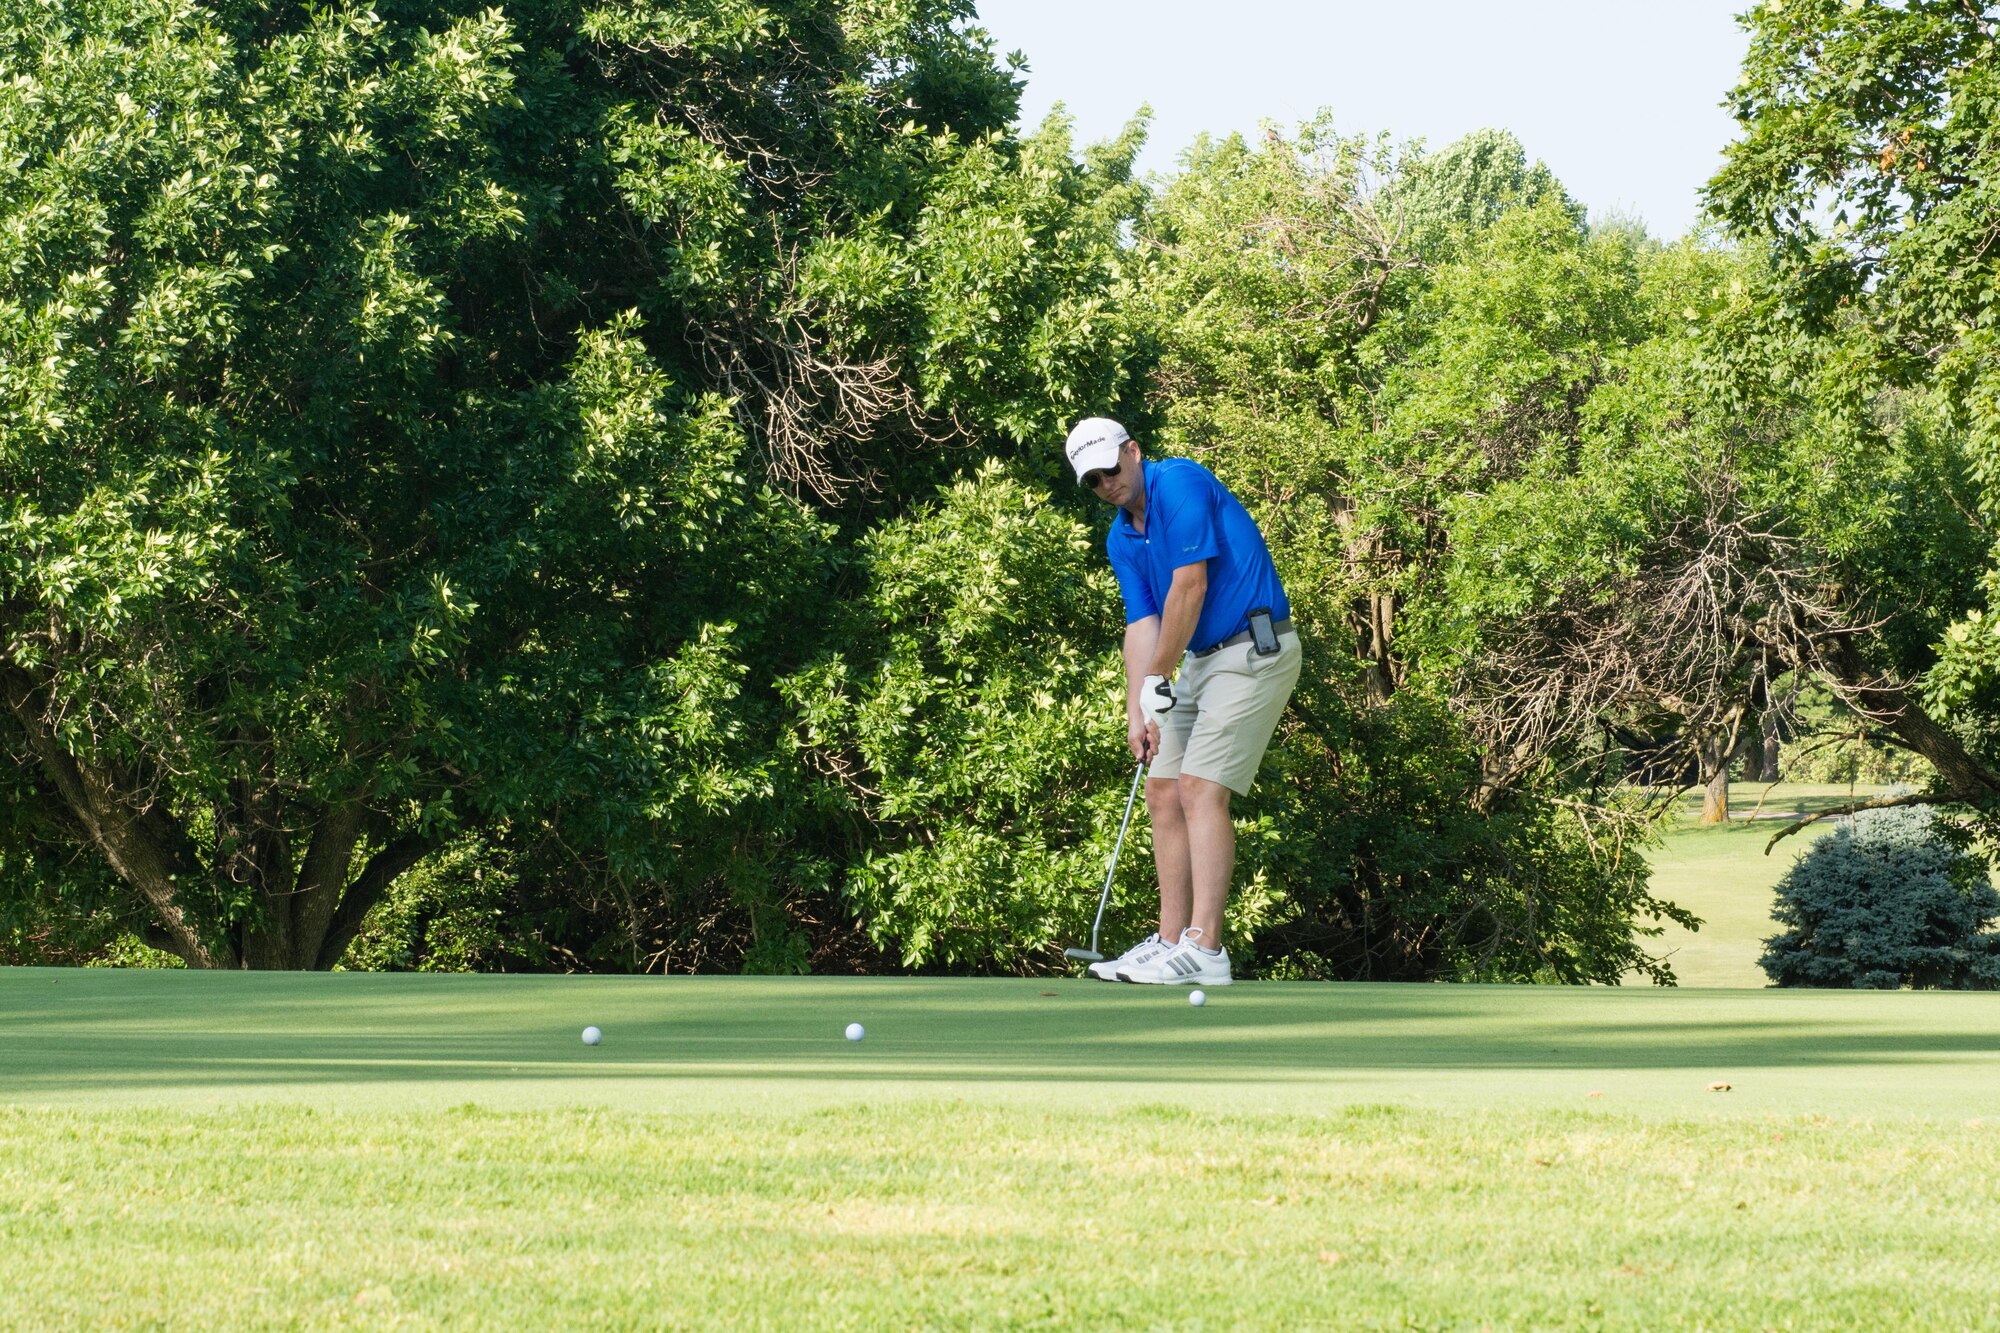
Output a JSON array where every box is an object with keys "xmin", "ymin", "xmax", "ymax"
[{"xmin": 1248, "ymin": 607, "xmax": 1280, "ymax": 657}]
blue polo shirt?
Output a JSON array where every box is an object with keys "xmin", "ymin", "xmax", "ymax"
[{"xmin": 1107, "ymin": 458, "xmax": 1289, "ymax": 653}]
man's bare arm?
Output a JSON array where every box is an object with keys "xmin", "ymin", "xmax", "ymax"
[
  {"xmin": 1146, "ymin": 561, "xmax": 1208, "ymax": 679},
  {"xmin": 1123, "ymin": 616, "xmax": 1161, "ymax": 721},
  {"xmin": 1123, "ymin": 616, "xmax": 1161, "ymax": 759}
]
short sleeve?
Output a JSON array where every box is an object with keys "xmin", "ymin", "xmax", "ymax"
[
  {"xmin": 1108, "ymin": 533, "xmax": 1159, "ymax": 624},
  {"xmin": 1153, "ymin": 466, "xmax": 1220, "ymax": 570}
]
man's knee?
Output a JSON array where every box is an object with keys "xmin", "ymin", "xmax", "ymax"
[
  {"xmin": 1145, "ymin": 777, "xmax": 1185, "ymax": 820},
  {"xmin": 1177, "ymin": 773, "xmax": 1232, "ymax": 816}
]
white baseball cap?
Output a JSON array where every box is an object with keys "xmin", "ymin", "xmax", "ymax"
[{"xmin": 1063, "ymin": 417, "xmax": 1131, "ymax": 481}]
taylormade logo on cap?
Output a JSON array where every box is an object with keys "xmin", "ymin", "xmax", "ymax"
[{"xmin": 1064, "ymin": 417, "xmax": 1130, "ymax": 481}]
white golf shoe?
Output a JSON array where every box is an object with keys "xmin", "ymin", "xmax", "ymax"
[
  {"xmin": 1088, "ymin": 933, "xmax": 1167, "ymax": 981},
  {"xmin": 1116, "ymin": 927, "xmax": 1233, "ymax": 986}
]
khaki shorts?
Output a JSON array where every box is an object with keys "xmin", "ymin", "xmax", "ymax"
[{"xmin": 1151, "ymin": 629, "xmax": 1303, "ymax": 795}]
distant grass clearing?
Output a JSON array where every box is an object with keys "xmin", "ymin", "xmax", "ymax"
[{"xmin": 1642, "ymin": 783, "xmax": 1892, "ymax": 988}]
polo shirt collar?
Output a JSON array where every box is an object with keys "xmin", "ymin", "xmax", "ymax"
[{"xmin": 1116, "ymin": 459, "xmax": 1156, "ymax": 535}]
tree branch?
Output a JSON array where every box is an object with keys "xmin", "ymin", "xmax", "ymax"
[
  {"xmin": 0, "ymin": 665, "xmax": 229, "ymax": 968},
  {"xmin": 293, "ymin": 797, "xmax": 369, "ymax": 969},
  {"xmin": 1762, "ymin": 792, "xmax": 1948, "ymax": 854},
  {"xmin": 1817, "ymin": 636, "xmax": 2000, "ymax": 798},
  {"xmin": 312, "ymin": 830, "xmax": 448, "ymax": 970}
]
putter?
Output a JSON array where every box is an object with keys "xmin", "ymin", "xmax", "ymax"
[{"xmin": 1064, "ymin": 759, "xmax": 1147, "ymax": 963}]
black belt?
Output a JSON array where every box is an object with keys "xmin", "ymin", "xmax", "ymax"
[{"xmin": 1193, "ymin": 619, "xmax": 1293, "ymax": 658}]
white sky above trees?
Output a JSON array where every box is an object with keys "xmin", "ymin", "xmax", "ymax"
[{"xmin": 975, "ymin": 0, "xmax": 1752, "ymax": 241}]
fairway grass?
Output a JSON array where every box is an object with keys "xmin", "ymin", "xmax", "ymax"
[
  {"xmin": 6, "ymin": 1103, "xmax": 1999, "ymax": 1330},
  {"xmin": 5, "ymin": 969, "xmax": 2000, "ymax": 1329}
]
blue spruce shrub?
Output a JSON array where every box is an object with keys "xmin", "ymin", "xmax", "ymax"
[{"xmin": 1759, "ymin": 806, "xmax": 2000, "ymax": 989}]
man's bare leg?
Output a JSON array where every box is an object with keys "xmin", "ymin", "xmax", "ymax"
[
  {"xmin": 1146, "ymin": 776, "xmax": 1193, "ymax": 941},
  {"xmin": 1177, "ymin": 774, "xmax": 1235, "ymax": 942}
]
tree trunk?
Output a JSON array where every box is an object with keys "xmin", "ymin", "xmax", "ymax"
[
  {"xmin": 1701, "ymin": 757, "xmax": 1731, "ymax": 824},
  {"xmin": 1332, "ymin": 506, "xmax": 1400, "ymax": 706},
  {"xmin": 2, "ymin": 664, "xmax": 439, "ymax": 969},
  {"xmin": 229, "ymin": 822, "xmax": 439, "ymax": 968},
  {"xmin": 1696, "ymin": 710, "xmax": 1746, "ymax": 825},
  {"xmin": 1762, "ymin": 725, "xmax": 1782, "ymax": 783},
  {"xmin": 292, "ymin": 800, "xmax": 368, "ymax": 965},
  {"xmin": 1820, "ymin": 639, "xmax": 2000, "ymax": 800},
  {"xmin": 310, "ymin": 831, "xmax": 441, "ymax": 969},
  {"xmin": 1356, "ymin": 587, "xmax": 1398, "ymax": 707},
  {"xmin": 1, "ymin": 666, "xmax": 231, "ymax": 968},
  {"xmin": 230, "ymin": 771, "xmax": 298, "ymax": 970}
]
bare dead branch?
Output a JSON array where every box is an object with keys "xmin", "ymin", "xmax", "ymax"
[
  {"xmin": 1454, "ymin": 464, "xmax": 1888, "ymax": 811},
  {"xmin": 1761, "ymin": 792, "xmax": 1945, "ymax": 854}
]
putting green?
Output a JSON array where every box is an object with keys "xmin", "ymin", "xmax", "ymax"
[
  {"xmin": 7, "ymin": 968, "xmax": 1998, "ymax": 1120},
  {"xmin": 8, "ymin": 969, "xmax": 2000, "ymax": 1329}
]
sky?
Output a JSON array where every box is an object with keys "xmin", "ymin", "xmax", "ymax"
[{"xmin": 973, "ymin": 0, "xmax": 1754, "ymax": 241}]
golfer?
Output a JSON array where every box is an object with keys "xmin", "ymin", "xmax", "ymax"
[{"xmin": 1065, "ymin": 417, "xmax": 1302, "ymax": 986}]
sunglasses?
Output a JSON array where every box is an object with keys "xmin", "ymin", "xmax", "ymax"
[{"xmin": 1081, "ymin": 461, "xmax": 1123, "ymax": 489}]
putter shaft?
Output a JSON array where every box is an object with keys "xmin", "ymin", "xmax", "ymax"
[{"xmin": 1069, "ymin": 760, "xmax": 1146, "ymax": 962}]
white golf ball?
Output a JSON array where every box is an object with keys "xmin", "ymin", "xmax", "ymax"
[
  {"xmin": 1188, "ymin": 990, "xmax": 1206, "ymax": 1007},
  {"xmin": 581, "ymin": 1025, "xmax": 602, "ymax": 1046},
  {"xmin": 845, "ymin": 1022, "xmax": 865, "ymax": 1042}
]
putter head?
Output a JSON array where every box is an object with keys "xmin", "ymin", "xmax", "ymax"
[{"xmin": 1063, "ymin": 947, "xmax": 1103, "ymax": 962}]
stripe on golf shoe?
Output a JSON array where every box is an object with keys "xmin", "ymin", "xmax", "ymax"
[{"xmin": 1168, "ymin": 952, "xmax": 1201, "ymax": 976}]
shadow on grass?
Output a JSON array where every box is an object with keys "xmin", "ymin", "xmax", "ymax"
[{"xmin": 7, "ymin": 970, "xmax": 2000, "ymax": 1098}]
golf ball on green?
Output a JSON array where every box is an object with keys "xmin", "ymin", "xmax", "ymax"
[
  {"xmin": 1188, "ymin": 990, "xmax": 1206, "ymax": 1007},
  {"xmin": 581, "ymin": 1026, "xmax": 602, "ymax": 1045},
  {"xmin": 845, "ymin": 1022, "xmax": 865, "ymax": 1042}
]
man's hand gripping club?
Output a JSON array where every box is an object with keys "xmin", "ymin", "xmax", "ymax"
[{"xmin": 1131, "ymin": 674, "xmax": 1175, "ymax": 762}]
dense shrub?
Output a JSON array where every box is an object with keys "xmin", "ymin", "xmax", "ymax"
[
  {"xmin": 1759, "ymin": 806, "xmax": 2000, "ymax": 989},
  {"xmin": 781, "ymin": 463, "xmax": 1138, "ymax": 972},
  {"xmin": 781, "ymin": 464, "xmax": 1695, "ymax": 982}
]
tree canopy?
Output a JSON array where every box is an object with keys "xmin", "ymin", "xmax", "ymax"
[
  {"xmin": 0, "ymin": 0, "xmax": 1139, "ymax": 968},
  {"xmin": 1704, "ymin": 0, "xmax": 2000, "ymax": 825},
  {"xmin": 10, "ymin": 0, "xmax": 1998, "ymax": 980}
]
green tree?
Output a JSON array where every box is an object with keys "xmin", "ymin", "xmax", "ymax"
[
  {"xmin": 781, "ymin": 462, "xmax": 1150, "ymax": 971},
  {"xmin": 1128, "ymin": 122, "xmax": 1697, "ymax": 981},
  {"xmin": 1706, "ymin": 0, "xmax": 2000, "ymax": 824},
  {"xmin": 0, "ymin": 0, "xmax": 1137, "ymax": 968},
  {"xmin": 1760, "ymin": 805, "xmax": 2000, "ymax": 989}
]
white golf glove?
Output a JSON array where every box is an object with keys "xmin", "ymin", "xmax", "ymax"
[{"xmin": 1140, "ymin": 674, "xmax": 1177, "ymax": 725}]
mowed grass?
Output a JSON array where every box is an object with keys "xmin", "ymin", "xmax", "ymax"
[
  {"xmin": 1642, "ymin": 783, "xmax": 1892, "ymax": 988},
  {"xmin": 8, "ymin": 1104, "xmax": 2000, "ymax": 1331},
  {"xmin": 6, "ymin": 969, "xmax": 2000, "ymax": 1329}
]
